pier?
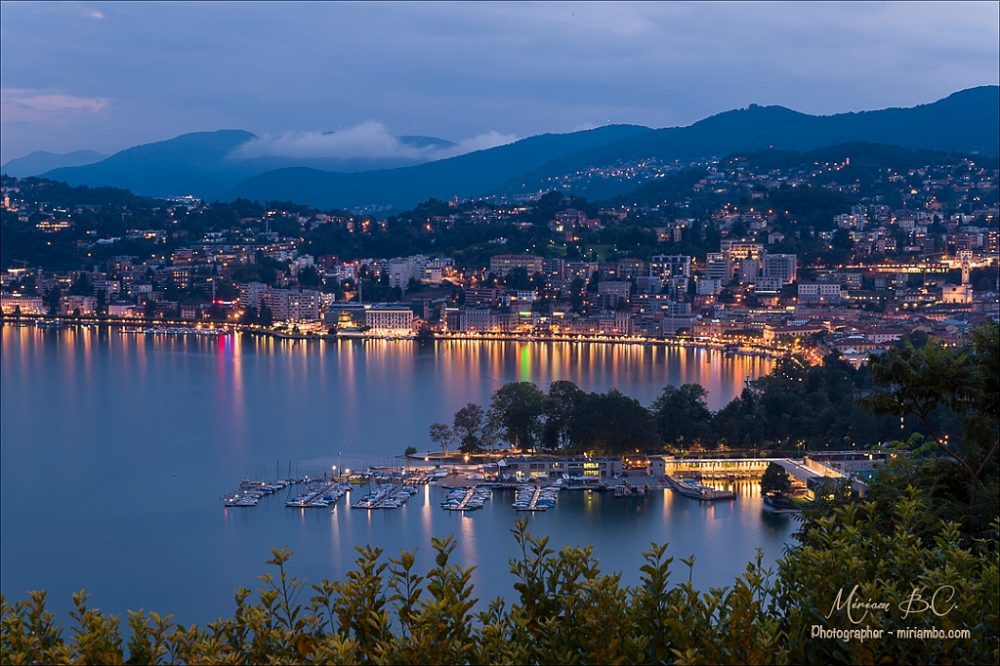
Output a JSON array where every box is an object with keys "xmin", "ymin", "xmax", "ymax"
[
  {"xmin": 512, "ymin": 485, "xmax": 560, "ymax": 511},
  {"xmin": 440, "ymin": 486, "xmax": 491, "ymax": 511},
  {"xmin": 286, "ymin": 481, "xmax": 350, "ymax": 508}
]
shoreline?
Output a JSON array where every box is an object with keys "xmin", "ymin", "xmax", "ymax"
[{"xmin": 0, "ymin": 314, "xmax": 796, "ymax": 360}]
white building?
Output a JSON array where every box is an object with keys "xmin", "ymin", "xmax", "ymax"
[
  {"xmin": 366, "ymin": 304, "xmax": 415, "ymax": 332},
  {"xmin": 798, "ymin": 283, "xmax": 843, "ymax": 304},
  {"xmin": 0, "ymin": 294, "xmax": 44, "ymax": 315}
]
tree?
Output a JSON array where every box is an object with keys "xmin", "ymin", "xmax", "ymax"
[
  {"xmin": 568, "ymin": 389, "xmax": 658, "ymax": 453},
  {"xmin": 504, "ymin": 267, "xmax": 532, "ymax": 290},
  {"xmin": 297, "ymin": 265, "xmax": 320, "ymax": 288},
  {"xmin": 258, "ymin": 303, "xmax": 274, "ymax": 326},
  {"xmin": 760, "ymin": 462, "xmax": 792, "ymax": 496},
  {"xmin": 652, "ymin": 384, "xmax": 712, "ymax": 447},
  {"xmin": 240, "ymin": 305, "xmax": 259, "ymax": 325},
  {"xmin": 428, "ymin": 423, "xmax": 454, "ymax": 453},
  {"xmin": 415, "ymin": 322, "xmax": 434, "ymax": 344},
  {"xmin": 44, "ymin": 286, "xmax": 61, "ymax": 317},
  {"xmin": 452, "ymin": 403, "xmax": 487, "ymax": 453},
  {"xmin": 541, "ymin": 380, "xmax": 585, "ymax": 449},
  {"xmin": 403, "ymin": 446, "xmax": 417, "ymax": 456},
  {"xmin": 488, "ymin": 383, "xmax": 546, "ymax": 450},
  {"xmin": 862, "ymin": 324, "xmax": 999, "ymax": 493}
]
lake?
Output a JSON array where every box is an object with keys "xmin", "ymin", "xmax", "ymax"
[{"xmin": 0, "ymin": 324, "xmax": 794, "ymax": 625}]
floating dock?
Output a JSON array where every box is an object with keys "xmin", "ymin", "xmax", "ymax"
[
  {"xmin": 512, "ymin": 485, "xmax": 560, "ymax": 511},
  {"xmin": 666, "ymin": 475, "xmax": 736, "ymax": 501},
  {"xmin": 286, "ymin": 481, "xmax": 351, "ymax": 508},
  {"xmin": 440, "ymin": 485, "xmax": 491, "ymax": 511}
]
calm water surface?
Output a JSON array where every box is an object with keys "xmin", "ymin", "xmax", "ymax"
[{"xmin": 0, "ymin": 325, "xmax": 794, "ymax": 624}]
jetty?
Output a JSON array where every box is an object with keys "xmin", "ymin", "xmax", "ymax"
[
  {"xmin": 512, "ymin": 485, "xmax": 560, "ymax": 512},
  {"xmin": 352, "ymin": 483, "xmax": 418, "ymax": 509},
  {"xmin": 286, "ymin": 481, "xmax": 351, "ymax": 508},
  {"xmin": 440, "ymin": 486, "xmax": 491, "ymax": 511}
]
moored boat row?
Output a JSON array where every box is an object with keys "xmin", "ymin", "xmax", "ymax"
[
  {"xmin": 512, "ymin": 485, "xmax": 560, "ymax": 511},
  {"xmin": 440, "ymin": 486, "xmax": 491, "ymax": 511}
]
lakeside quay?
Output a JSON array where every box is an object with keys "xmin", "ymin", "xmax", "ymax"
[{"xmin": 0, "ymin": 314, "xmax": 803, "ymax": 361}]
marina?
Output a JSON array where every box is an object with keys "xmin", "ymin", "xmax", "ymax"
[{"xmin": 2, "ymin": 325, "xmax": 791, "ymax": 626}]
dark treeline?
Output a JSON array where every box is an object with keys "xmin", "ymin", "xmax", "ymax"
[{"xmin": 429, "ymin": 350, "xmax": 910, "ymax": 455}]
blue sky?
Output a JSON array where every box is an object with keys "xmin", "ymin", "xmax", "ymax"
[{"xmin": 1, "ymin": 1, "xmax": 998, "ymax": 162}]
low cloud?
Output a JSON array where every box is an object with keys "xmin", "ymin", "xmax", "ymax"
[
  {"xmin": 438, "ymin": 130, "xmax": 519, "ymax": 158},
  {"xmin": 1, "ymin": 88, "xmax": 108, "ymax": 123},
  {"xmin": 233, "ymin": 121, "xmax": 516, "ymax": 162}
]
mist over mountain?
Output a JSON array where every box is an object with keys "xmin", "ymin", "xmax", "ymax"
[
  {"xmin": 29, "ymin": 86, "xmax": 1000, "ymax": 210},
  {"xmin": 37, "ymin": 128, "xmax": 484, "ymax": 199},
  {"xmin": 1, "ymin": 150, "xmax": 107, "ymax": 178},
  {"xmin": 227, "ymin": 124, "xmax": 652, "ymax": 211}
]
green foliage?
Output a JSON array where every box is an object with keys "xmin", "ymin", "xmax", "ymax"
[
  {"xmin": 652, "ymin": 384, "xmax": 713, "ymax": 447},
  {"xmin": 863, "ymin": 324, "xmax": 1000, "ymax": 489},
  {"xmin": 452, "ymin": 403, "xmax": 489, "ymax": 453},
  {"xmin": 4, "ymin": 501, "xmax": 996, "ymax": 665},
  {"xmin": 428, "ymin": 423, "xmax": 454, "ymax": 453},
  {"xmin": 451, "ymin": 352, "xmax": 906, "ymax": 454},
  {"xmin": 488, "ymin": 382, "xmax": 546, "ymax": 450},
  {"xmin": 569, "ymin": 389, "xmax": 658, "ymax": 453}
]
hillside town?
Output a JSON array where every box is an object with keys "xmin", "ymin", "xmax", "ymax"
[{"xmin": 2, "ymin": 147, "xmax": 997, "ymax": 365}]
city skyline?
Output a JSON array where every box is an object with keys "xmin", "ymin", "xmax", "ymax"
[{"xmin": 2, "ymin": 1, "xmax": 998, "ymax": 162}]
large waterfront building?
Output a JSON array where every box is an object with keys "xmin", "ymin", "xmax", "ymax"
[
  {"xmin": 365, "ymin": 303, "xmax": 415, "ymax": 332},
  {"xmin": 0, "ymin": 294, "xmax": 45, "ymax": 315},
  {"xmin": 261, "ymin": 288, "xmax": 321, "ymax": 322}
]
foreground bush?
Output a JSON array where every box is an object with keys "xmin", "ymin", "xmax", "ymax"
[{"xmin": 3, "ymin": 492, "xmax": 998, "ymax": 666}]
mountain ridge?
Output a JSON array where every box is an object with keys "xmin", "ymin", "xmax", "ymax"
[
  {"xmin": 28, "ymin": 86, "xmax": 1000, "ymax": 209},
  {"xmin": 2, "ymin": 150, "xmax": 107, "ymax": 178}
]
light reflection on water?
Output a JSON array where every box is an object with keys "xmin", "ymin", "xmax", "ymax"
[{"xmin": 0, "ymin": 325, "xmax": 791, "ymax": 625}]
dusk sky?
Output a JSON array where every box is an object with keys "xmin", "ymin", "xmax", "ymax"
[{"xmin": 1, "ymin": 1, "xmax": 998, "ymax": 162}]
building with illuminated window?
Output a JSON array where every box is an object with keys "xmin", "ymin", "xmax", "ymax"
[
  {"xmin": 365, "ymin": 303, "xmax": 415, "ymax": 331},
  {"xmin": 500, "ymin": 456, "xmax": 622, "ymax": 481},
  {"xmin": 489, "ymin": 254, "xmax": 544, "ymax": 277}
]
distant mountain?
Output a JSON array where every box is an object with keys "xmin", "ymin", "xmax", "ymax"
[
  {"xmin": 612, "ymin": 142, "xmax": 993, "ymax": 208},
  {"xmin": 35, "ymin": 86, "xmax": 999, "ymax": 209},
  {"xmin": 44, "ymin": 130, "xmax": 258, "ymax": 198},
  {"xmin": 2, "ymin": 150, "xmax": 106, "ymax": 177},
  {"xmin": 227, "ymin": 125, "xmax": 652, "ymax": 210},
  {"xmin": 502, "ymin": 86, "xmax": 1000, "ymax": 200},
  {"xmin": 509, "ymin": 86, "xmax": 1000, "ymax": 200},
  {"xmin": 40, "ymin": 131, "xmax": 462, "ymax": 199}
]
